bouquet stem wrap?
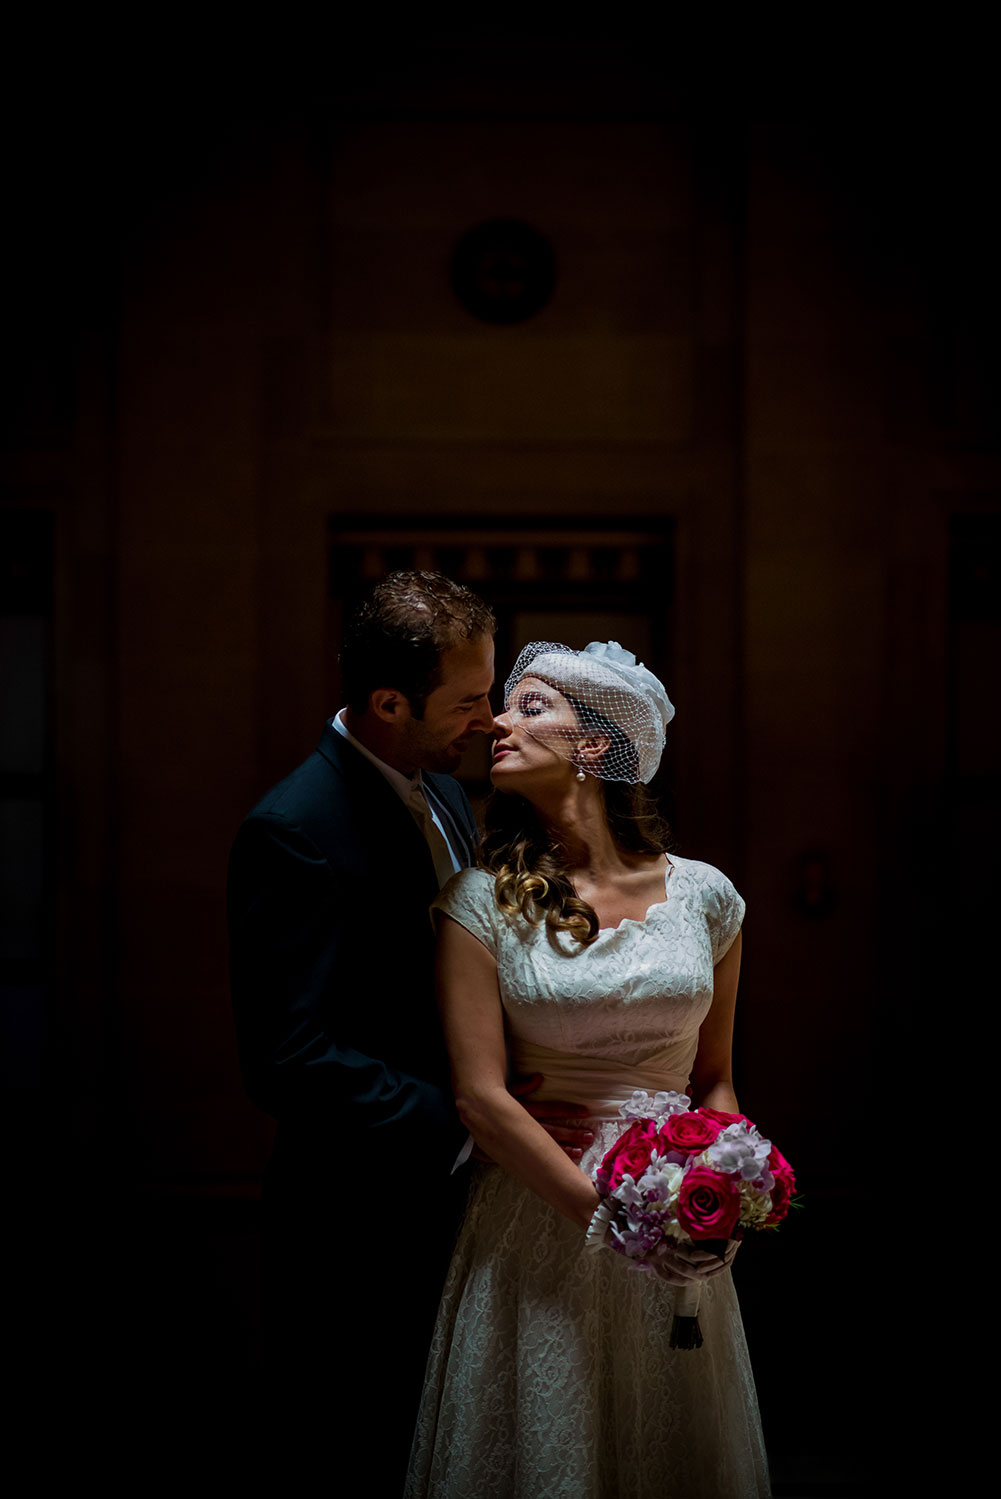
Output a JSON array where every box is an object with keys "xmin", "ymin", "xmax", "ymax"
[
  {"xmin": 668, "ymin": 1239, "xmax": 730, "ymax": 1349},
  {"xmin": 670, "ymin": 1282, "xmax": 704, "ymax": 1349}
]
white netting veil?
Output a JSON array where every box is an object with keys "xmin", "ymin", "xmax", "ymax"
[{"xmin": 502, "ymin": 640, "xmax": 675, "ymax": 783}]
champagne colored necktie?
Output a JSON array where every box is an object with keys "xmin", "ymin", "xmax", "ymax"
[{"xmin": 407, "ymin": 783, "xmax": 457, "ymax": 889}]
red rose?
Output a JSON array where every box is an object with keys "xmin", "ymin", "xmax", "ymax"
[
  {"xmin": 659, "ymin": 1112, "xmax": 723, "ymax": 1154},
  {"xmin": 596, "ymin": 1118, "xmax": 660, "ymax": 1193},
  {"xmin": 765, "ymin": 1146, "xmax": 796, "ymax": 1225},
  {"xmin": 675, "ymin": 1166, "xmax": 742, "ymax": 1241},
  {"xmin": 696, "ymin": 1107, "xmax": 751, "ymax": 1129}
]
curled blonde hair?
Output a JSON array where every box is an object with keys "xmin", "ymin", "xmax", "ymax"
[
  {"xmin": 481, "ymin": 784, "xmax": 672, "ymax": 948},
  {"xmin": 493, "ymin": 849, "xmax": 598, "ymax": 947}
]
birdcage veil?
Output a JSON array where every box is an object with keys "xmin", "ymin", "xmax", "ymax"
[{"xmin": 503, "ymin": 640, "xmax": 674, "ymax": 783}]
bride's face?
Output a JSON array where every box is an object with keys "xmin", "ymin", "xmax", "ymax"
[{"xmin": 490, "ymin": 675, "xmax": 584, "ymax": 792}]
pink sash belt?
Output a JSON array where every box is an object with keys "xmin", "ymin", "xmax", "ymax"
[{"xmin": 509, "ymin": 1038, "xmax": 696, "ymax": 1120}]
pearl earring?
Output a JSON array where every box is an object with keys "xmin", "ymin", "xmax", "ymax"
[{"xmin": 576, "ymin": 768, "xmax": 586, "ymax": 782}]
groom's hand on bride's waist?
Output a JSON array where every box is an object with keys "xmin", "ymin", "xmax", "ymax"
[{"xmin": 510, "ymin": 1073, "xmax": 595, "ymax": 1161}]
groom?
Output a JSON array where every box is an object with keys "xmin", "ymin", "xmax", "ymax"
[{"xmin": 228, "ymin": 571, "xmax": 587, "ymax": 1493}]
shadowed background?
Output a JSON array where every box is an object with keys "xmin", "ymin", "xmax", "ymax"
[{"xmin": 3, "ymin": 25, "xmax": 997, "ymax": 1493}]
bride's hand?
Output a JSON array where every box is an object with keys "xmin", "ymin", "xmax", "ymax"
[{"xmin": 653, "ymin": 1239, "xmax": 738, "ymax": 1286}]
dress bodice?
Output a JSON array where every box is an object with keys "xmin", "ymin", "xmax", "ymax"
[{"xmin": 432, "ymin": 856, "xmax": 744, "ymax": 1115}]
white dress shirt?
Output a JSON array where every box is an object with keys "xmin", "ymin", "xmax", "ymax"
[{"xmin": 332, "ymin": 709, "xmax": 462, "ymax": 879}]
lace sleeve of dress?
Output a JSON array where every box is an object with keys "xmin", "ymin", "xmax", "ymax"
[
  {"xmin": 703, "ymin": 867, "xmax": 746, "ymax": 965},
  {"xmin": 431, "ymin": 868, "xmax": 500, "ymax": 958}
]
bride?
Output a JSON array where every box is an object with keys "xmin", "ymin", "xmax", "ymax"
[{"xmin": 406, "ymin": 641, "xmax": 770, "ymax": 1499}]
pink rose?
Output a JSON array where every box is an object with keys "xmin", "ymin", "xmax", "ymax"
[
  {"xmin": 696, "ymin": 1106, "xmax": 752, "ymax": 1129},
  {"xmin": 596, "ymin": 1119, "xmax": 660, "ymax": 1193},
  {"xmin": 765, "ymin": 1146, "xmax": 796, "ymax": 1225},
  {"xmin": 675, "ymin": 1166, "xmax": 742, "ymax": 1241},
  {"xmin": 659, "ymin": 1112, "xmax": 723, "ymax": 1154}
]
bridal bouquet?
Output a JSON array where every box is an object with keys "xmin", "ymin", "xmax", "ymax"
[{"xmin": 585, "ymin": 1090, "xmax": 795, "ymax": 1349}]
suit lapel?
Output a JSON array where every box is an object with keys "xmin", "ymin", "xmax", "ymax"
[
  {"xmin": 423, "ymin": 778, "xmax": 474, "ymax": 870},
  {"xmin": 317, "ymin": 720, "xmax": 478, "ymax": 879},
  {"xmin": 317, "ymin": 721, "xmax": 440, "ymax": 896}
]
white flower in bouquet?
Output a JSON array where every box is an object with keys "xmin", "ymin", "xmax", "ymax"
[
  {"xmin": 706, "ymin": 1122, "xmax": 773, "ymax": 1183},
  {"xmin": 736, "ymin": 1187, "xmax": 773, "ymax": 1229},
  {"xmin": 619, "ymin": 1089, "xmax": 690, "ymax": 1121}
]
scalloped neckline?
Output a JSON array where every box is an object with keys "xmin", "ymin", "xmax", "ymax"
[{"xmin": 594, "ymin": 854, "xmax": 675, "ymax": 935}]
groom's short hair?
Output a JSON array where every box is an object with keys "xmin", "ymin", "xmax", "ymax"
[{"xmin": 341, "ymin": 570, "xmax": 496, "ymax": 717}]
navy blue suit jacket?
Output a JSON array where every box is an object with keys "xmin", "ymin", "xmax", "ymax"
[
  {"xmin": 228, "ymin": 719, "xmax": 476, "ymax": 1179},
  {"xmin": 228, "ymin": 721, "xmax": 480, "ymax": 1489}
]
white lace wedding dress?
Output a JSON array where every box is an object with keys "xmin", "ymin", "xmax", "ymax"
[{"xmin": 405, "ymin": 856, "xmax": 771, "ymax": 1499}]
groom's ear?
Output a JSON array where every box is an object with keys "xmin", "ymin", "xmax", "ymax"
[{"xmin": 370, "ymin": 687, "xmax": 412, "ymax": 723}]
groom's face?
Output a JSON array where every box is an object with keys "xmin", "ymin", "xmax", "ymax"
[{"xmin": 406, "ymin": 632, "xmax": 496, "ymax": 773}]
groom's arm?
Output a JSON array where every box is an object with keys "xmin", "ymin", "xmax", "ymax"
[{"xmin": 228, "ymin": 813, "xmax": 466, "ymax": 1169}]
